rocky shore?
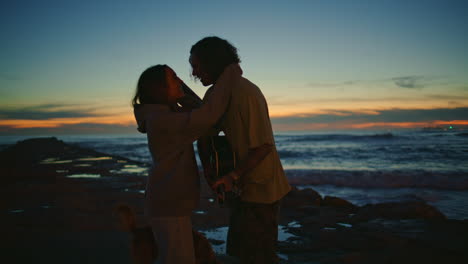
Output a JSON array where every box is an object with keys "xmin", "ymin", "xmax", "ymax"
[{"xmin": 1, "ymin": 137, "xmax": 467, "ymax": 263}]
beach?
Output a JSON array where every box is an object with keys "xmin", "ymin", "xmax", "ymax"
[{"xmin": 1, "ymin": 137, "xmax": 468, "ymax": 263}]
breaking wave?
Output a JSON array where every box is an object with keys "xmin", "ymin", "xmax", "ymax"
[
  {"xmin": 284, "ymin": 133, "xmax": 398, "ymax": 142},
  {"xmin": 285, "ymin": 169, "xmax": 468, "ymax": 190}
]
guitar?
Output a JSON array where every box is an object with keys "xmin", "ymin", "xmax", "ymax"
[
  {"xmin": 178, "ymin": 83, "xmax": 238, "ymax": 206},
  {"xmin": 207, "ymin": 134, "xmax": 239, "ymax": 206}
]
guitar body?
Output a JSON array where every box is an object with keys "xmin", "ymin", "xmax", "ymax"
[
  {"xmin": 177, "ymin": 83, "xmax": 238, "ymax": 206},
  {"xmin": 209, "ymin": 135, "xmax": 236, "ymax": 177},
  {"xmin": 208, "ymin": 135, "xmax": 239, "ymax": 206}
]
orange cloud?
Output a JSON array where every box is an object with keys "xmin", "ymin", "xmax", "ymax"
[
  {"xmin": 3, "ymin": 117, "xmax": 467, "ymax": 131},
  {"xmin": 350, "ymin": 120, "xmax": 468, "ymax": 129},
  {"xmin": 0, "ymin": 114, "xmax": 135, "ymax": 129},
  {"xmin": 273, "ymin": 120, "xmax": 468, "ymax": 131}
]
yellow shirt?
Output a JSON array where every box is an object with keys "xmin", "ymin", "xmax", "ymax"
[{"xmin": 205, "ymin": 77, "xmax": 291, "ymax": 204}]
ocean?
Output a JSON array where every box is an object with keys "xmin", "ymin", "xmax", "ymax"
[{"xmin": 2, "ymin": 130, "xmax": 467, "ymax": 220}]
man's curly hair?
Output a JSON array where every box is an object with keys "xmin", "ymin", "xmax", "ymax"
[{"xmin": 190, "ymin": 36, "xmax": 241, "ymax": 82}]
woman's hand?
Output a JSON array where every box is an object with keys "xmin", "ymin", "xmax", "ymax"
[{"xmin": 177, "ymin": 94, "xmax": 203, "ymax": 110}]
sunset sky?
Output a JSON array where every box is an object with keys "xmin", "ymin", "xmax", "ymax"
[{"xmin": 1, "ymin": 0, "xmax": 467, "ymax": 135}]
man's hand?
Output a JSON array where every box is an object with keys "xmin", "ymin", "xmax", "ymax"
[{"xmin": 212, "ymin": 171, "xmax": 239, "ymax": 192}]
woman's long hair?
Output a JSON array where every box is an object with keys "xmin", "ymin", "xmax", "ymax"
[{"xmin": 132, "ymin": 64, "xmax": 169, "ymax": 108}]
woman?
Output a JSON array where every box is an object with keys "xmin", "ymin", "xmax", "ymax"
[{"xmin": 133, "ymin": 64, "xmax": 241, "ymax": 264}]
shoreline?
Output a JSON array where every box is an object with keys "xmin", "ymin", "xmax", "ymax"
[{"xmin": 2, "ymin": 137, "xmax": 468, "ymax": 263}]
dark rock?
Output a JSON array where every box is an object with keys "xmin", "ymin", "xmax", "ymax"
[
  {"xmin": 0, "ymin": 137, "xmax": 71, "ymax": 165},
  {"xmin": 4, "ymin": 137, "xmax": 468, "ymax": 263},
  {"xmin": 0, "ymin": 137, "xmax": 145, "ymax": 183},
  {"xmin": 282, "ymin": 186, "xmax": 322, "ymax": 207},
  {"xmin": 322, "ymin": 196, "xmax": 357, "ymax": 211},
  {"xmin": 353, "ymin": 201, "xmax": 446, "ymax": 221}
]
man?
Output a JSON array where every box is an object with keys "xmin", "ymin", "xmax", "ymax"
[{"xmin": 191, "ymin": 36, "xmax": 291, "ymax": 264}]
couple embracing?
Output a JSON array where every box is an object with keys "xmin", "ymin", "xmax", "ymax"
[{"xmin": 133, "ymin": 36, "xmax": 291, "ymax": 264}]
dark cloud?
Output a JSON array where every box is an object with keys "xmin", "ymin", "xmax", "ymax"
[
  {"xmin": 447, "ymin": 101, "xmax": 465, "ymax": 107},
  {"xmin": 392, "ymin": 76, "xmax": 425, "ymax": 89},
  {"xmin": 425, "ymin": 94, "xmax": 468, "ymax": 100},
  {"xmin": 0, "ymin": 104, "xmax": 98, "ymax": 120},
  {"xmin": 269, "ymin": 96, "xmax": 436, "ymax": 106},
  {"xmin": 0, "ymin": 123, "xmax": 136, "ymax": 136},
  {"xmin": 370, "ymin": 108, "xmax": 468, "ymax": 122},
  {"xmin": 2, "ymin": 106, "xmax": 467, "ymax": 135},
  {"xmin": 306, "ymin": 75, "xmax": 450, "ymax": 90},
  {"xmin": 307, "ymin": 80, "xmax": 361, "ymax": 88},
  {"xmin": 271, "ymin": 107, "xmax": 468, "ymax": 124},
  {"xmin": 272, "ymin": 110, "xmax": 356, "ymax": 124},
  {"xmin": 390, "ymin": 75, "xmax": 449, "ymax": 89}
]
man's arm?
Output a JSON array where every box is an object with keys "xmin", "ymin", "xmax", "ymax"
[
  {"xmin": 196, "ymin": 84, "xmax": 223, "ymax": 186},
  {"xmin": 212, "ymin": 143, "xmax": 273, "ymax": 192}
]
